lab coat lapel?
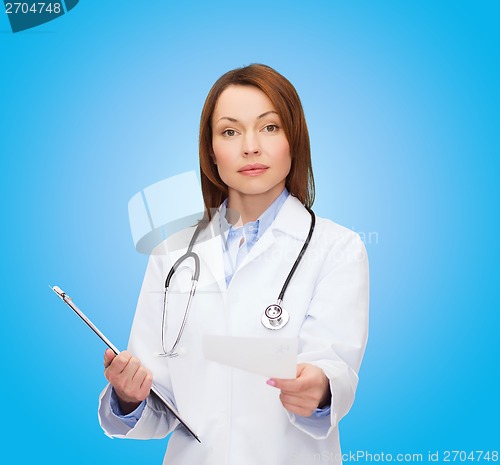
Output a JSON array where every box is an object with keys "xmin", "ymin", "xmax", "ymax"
[
  {"xmin": 235, "ymin": 195, "xmax": 311, "ymax": 272},
  {"xmin": 191, "ymin": 211, "xmax": 227, "ymax": 298}
]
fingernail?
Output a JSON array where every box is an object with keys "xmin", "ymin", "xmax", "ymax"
[{"xmin": 266, "ymin": 379, "xmax": 276, "ymax": 387}]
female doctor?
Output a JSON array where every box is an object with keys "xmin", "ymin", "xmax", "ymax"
[{"xmin": 98, "ymin": 64, "xmax": 369, "ymax": 465}]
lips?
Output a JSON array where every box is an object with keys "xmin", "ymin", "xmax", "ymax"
[{"xmin": 238, "ymin": 164, "xmax": 269, "ymax": 176}]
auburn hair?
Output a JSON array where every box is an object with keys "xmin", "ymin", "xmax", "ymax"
[{"xmin": 199, "ymin": 64, "xmax": 315, "ymax": 218}]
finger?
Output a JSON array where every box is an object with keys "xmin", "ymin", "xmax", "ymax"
[
  {"xmin": 267, "ymin": 364, "xmax": 308, "ymax": 392},
  {"xmin": 125, "ymin": 366, "xmax": 152, "ymax": 401},
  {"xmin": 281, "ymin": 402, "xmax": 315, "ymax": 417},
  {"xmin": 267, "ymin": 375, "xmax": 301, "ymax": 392},
  {"xmin": 106, "ymin": 351, "xmax": 133, "ymax": 374},
  {"xmin": 104, "ymin": 353, "xmax": 137, "ymax": 387},
  {"xmin": 278, "ymin": 364, "xmax": 326, "ymax": 394},
  {"xmin": 280, "ymin": 391, "xmax": 316, "ymax": 407},
  {"xmin": 280, "ymin": 392, "xmax": 317, "ymax": 417},
  {"xmin": 117, "ymin": 356, "xmax": 142, "ymax": 385},
  {"xmin": 108, "ymin": 360, "xmax": 148, "ymax": 402},
  {"xmin": 103, "ymin": 349, "xmax": 116, "ymax": 368},
  {"xmin": 268, "ymin": 377, "xmax": 303, "ymax": 394},
  {"xmin": 141, "ymin": 370, "xmax": 153, "ymax": 390},
  {"xmin": 136, "ymin": 368, "xmax": 153, "ymax": 395},
  {"xmin": 131, "ymin": 365, "xmax": 149, "ymax": 387},
  {"xmin": 126, "ymin": 356, "xmax": 142, "ymax": 375}
]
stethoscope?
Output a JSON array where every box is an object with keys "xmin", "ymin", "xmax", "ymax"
[{"xmin": 159, "ymin": 207, "xmax": 315, "ymax": 357}]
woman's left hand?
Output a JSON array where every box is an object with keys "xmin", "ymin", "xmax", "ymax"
[{"xmin": 267, "ymin": 363, "xmax": 331, "ymax": 417}]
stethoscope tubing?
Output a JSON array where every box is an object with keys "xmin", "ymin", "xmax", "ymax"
[
  {"xmin": 161, "ymin": 251, "xmax": 200, "ymax": 357},
  {"xmin": 277, "ymin": 206, "xmax": 315, "ymax": 302},
  {"xmin": 160, "ymin": 206, "xmax": 315, "ymax": 353}
]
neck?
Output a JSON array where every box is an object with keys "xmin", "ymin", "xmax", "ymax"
[{"xmin": 227, "ymin": 185, "xmax": 285, "ymax": 225}]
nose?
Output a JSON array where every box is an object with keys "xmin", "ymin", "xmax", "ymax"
[{"xmin": 242, "ymin": 132, "xmax": 261, "ymax": 156}]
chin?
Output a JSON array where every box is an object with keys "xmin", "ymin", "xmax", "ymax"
[{"xmin": 234, "ymin": 183, "xmax": 285, "ymax": 198}]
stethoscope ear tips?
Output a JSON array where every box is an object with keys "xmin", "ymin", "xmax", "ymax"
[{"xmin": 261, "ymin": 304, "xmax": 290, "ymax": 330}]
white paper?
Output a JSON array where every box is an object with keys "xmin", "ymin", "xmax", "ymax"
[{"xmin": 203, "ymin": 334, "xmax": 297, "ymax": 379}]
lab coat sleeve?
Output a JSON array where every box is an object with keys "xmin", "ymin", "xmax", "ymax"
[
  {"xmin": 286, "ymin": 230, "xmax": 369, "ymax": 439},
  {"xmin": 98, "ymin": 383, "xmax": 178, "ymax": 439},
  {"xmin": 97, "ymin": 250, "xmax": 179, "ymax": 439}
]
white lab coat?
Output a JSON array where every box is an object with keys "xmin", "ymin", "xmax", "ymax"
[{"xmin": 98, "ymin": 195, "xmax": 369, "ymax": 465}]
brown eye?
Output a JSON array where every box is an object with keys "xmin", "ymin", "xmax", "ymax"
[
  {"xmin": 264, "ymin": 125, "xmax": 278, "ymax": 132},
  {"xmin": 223, "ymin": 129, "xmax": 236, "ymax": 136}
]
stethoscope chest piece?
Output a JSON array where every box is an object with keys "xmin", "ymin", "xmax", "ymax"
[{"xmin": 261, "ymin": 303, "xmax": 290, "ymax": 330}]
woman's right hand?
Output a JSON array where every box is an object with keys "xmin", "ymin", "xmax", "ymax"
[{"xmin": 103, "ymin": 349, "xmax": 153, "ymax": 415}]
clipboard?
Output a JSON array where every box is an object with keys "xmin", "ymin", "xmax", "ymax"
[{"xmin": 51, "ymin": 285, "xmax": 201, "ymax": 443}]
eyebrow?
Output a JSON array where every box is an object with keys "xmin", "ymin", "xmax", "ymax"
[{"xmin": 215, "ymin": 110, "xmax": 279, "ymax": 125}]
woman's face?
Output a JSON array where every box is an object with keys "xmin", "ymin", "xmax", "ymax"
[{"xmin": 211, "ymin": 85, "xmax": 291, "ymax": 204}]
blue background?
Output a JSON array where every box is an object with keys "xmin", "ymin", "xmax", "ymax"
[{"xmin": 1, "ymin": 1, "xmax": 498, "ymax": 463}]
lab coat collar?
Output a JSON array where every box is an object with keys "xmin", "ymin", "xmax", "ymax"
[
  {"xmin": 191, "ymin": 196, "xmax": 311, "ymax": 293},
  {"xmin": 191, "ymin": 209, "xmax": 228, "ymax": 296},
  {"xmin": 227, "ymin": 195, "xmax": 312, "ymax": 276},
  {"xmin": 206, "ymin": 194, "xmax": 309, "ymax": 243},
  {"xmin": 269, "ymin": 195, "xmax": 312, "ymax": 241}
]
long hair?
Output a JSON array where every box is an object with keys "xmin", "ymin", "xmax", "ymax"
[{"xmin": 199, "ymin": 64, "xmax": 315, "ymax": 218}]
